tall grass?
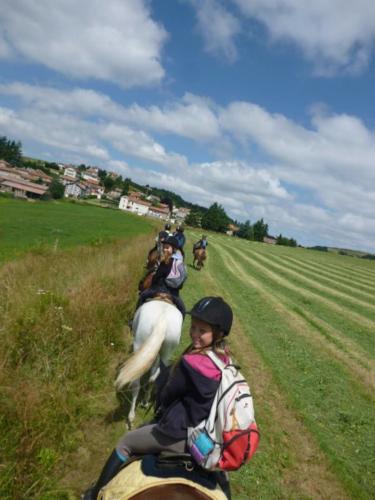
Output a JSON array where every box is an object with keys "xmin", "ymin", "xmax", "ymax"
[{"xmin": 0, "ymin": 235, "xmax": 152, "ymax": 498}]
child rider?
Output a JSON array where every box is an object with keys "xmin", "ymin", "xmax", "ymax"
[{"xmin": 83, "ymin": 296, "xmax": 233, "ymax": 500}]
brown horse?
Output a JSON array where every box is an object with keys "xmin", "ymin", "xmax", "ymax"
[
  {"xmin": 146, "ymin": 246, "xmax": 159, "ymax": 271},
  {"xmin": 193, "ymin": 248, "xmax": 206, "ymax": 270},
  {"xmin": 138, "ymin": 270, "xmax": 155, "ymax": 292}
]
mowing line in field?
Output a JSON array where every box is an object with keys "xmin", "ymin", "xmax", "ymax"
[
  {"xmin": 301, "ymin": 253, "xmax": 375, "ymax": 282},
  {"xmin": 211, "ymin": 236, "xmax": 375, "ymax": 357},
  {"xmin": 227, "ymin": 243, "xmax": 375, "ymax": 331},
  {"xmin": 244, "ymin": 247, "xmax": 375, "ymax": 314},
  {"xmin": 257, "ymin": 244, "xmax": 375, "ymax": 294},
  {"xmin": 200, "ymin": 258, "xmax": 348, "ymax": 499},
  {"xmin": 209, "ymin": 244, "xmax": 375, "ymax": 498},
  {"xmin": 216, "ymin": 244, "xmax": 375, "ymax": 394},
  {"xmin": 267, "ymin": 252, "xmax": 375, "ymax": 297},
  {"xmin": 193, "ymin": 234, "xmax": 375, "ymax": 353},
  {"xmin": 214, "ymin": 232, "xmax": 375, "ymax": 290}
]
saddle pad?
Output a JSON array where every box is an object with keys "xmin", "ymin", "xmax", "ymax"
[{"xmin": 98, "ymin": 457, "xmax": 227, "ymax": 500}]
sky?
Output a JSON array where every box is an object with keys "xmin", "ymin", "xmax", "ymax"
[{"xmin": 0, "ymin": 0, "xmax": 375, "ymax": 252}]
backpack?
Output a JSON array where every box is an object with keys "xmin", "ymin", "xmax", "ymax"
[
  {"xmin": 164, "ymin": 258, "xmax": 187, "ymax": 289},
  {"xmin": 187, "ymin": 351, "xmax": 260, "ymax": 471}
]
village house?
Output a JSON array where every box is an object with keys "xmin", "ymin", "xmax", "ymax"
[
  {"xmin": 146, "ymin": 194, "xmax": 161, "ymax": 204},
  {"xmin": 106, "ymin": 188, "xmax": 123, "ymax": 200},
  {"xmin": 0, "ymin": 177, "xmax": 48, "ymax": 199},
  {"xmin": 81, "ymin": 167, "xmax": 99, "ymax": 183},
  {"xmin": 173, "ymin": 206, "xmax": 191, "ymax": 223},
  {"xmin": 0, "ymin": 161, "xmax": 24, "ymax": 181},
  {"xmin": 226, "ymin": 224, "xmax": 240, "ymax": 236},
  {"xmin": 82, "ymin": 181, "xmax": 104, "ymax": 199},
  {"xmin": 64, "ymin": 182, "xmax": 88, "ymax": 199},
  {"xmin": 148, "ymin": 204, "xmax": 170, "ymax": 220},
  {"xmin": 25, "ymin": 168, "xmax": 52, "ymax": 185},
  {"xmin": 263, "ymin": 236, "xmax": 277, "ymax": 245},
  {"xmin": 64, "ymin": 166, "xmax": 78, "ymax": 179},
  {"xmin": 119, "ymin": 194, "xmax": 151, "ymax": 215}
]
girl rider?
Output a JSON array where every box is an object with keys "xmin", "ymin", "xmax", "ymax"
[
  {"xmin": 139, "ymin": 235, "xmax": 186, "ymax": 315},
  {"xmin": 83, "ymin": 297, "xmax": 233, "ymax": 500}
]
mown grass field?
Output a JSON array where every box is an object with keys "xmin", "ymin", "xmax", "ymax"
[
  {"xmin": 0, "ymin": 197, "xmax": 154, "ymax": 262},
  {"xmin": 1, "ymin": 207, "xmax": 374, "ymax": 499},
  {"xmin": 186, "ymin": 230, "xmax": 375, "ymax": 499}
]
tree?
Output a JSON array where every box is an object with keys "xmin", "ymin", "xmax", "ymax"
[
  {"xmin": 98, "ymin": 168, "xmax": 107, "ymax": 181},
  {"xmin": 0, "ymin": 136, "xmax": 23, "ymax": 166},
  {"xmin": 237, "ymin": 220, "xmax": 254, "ymax": 240},
  {"xmin": 185, "ymin": 209, "xmax": 203, "ymax": 227},
  {"xmin": 48, "ymin": 178, "xmax": 64, "ymax": 199},
  {"xmin": 161, "ymin": 197, "xmax": 173, "ymax": 212},
  {"xmin": 276, "ymin": 234, "xmax": 297, "ymax": 247},
  {"xmin": 121, "ymin": 177, "xmax": 131, "ymax": 196},
  {"xmin": 103, "ymin": 176, "xmax": 115, "ymax": 192},
  {"xmin": 253, "ymin": 218, "xmax": 268, "ymax": 242},
  {"xmin": 201, "ymin": 203, "xmax": 231, "ymax": 233}
]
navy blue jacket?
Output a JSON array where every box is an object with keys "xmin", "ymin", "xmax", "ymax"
[{"xmin": 155, "ymin": 353, "xmax": 225, "ymax": 440}]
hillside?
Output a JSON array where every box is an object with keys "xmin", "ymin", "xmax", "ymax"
[{"xmin": 0, "ymin": 197, "xmax": 155, "ymax": 262}]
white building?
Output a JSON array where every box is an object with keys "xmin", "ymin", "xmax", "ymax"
[
  {"xmin": 64, "ymin": 182, "xmax": 88, "ymax": 198},
  {"xmin": 148, "ymin": 205, "xmax": 170, "ymax": 220},
  {"xmin": 81, "ymin": 169, "xmax": 99, "ymax": 183},
  {"xmin": 64, "ymin": 166, "xmax": 77, "ymax": 179},
  {"xmin": 119, "ymin": 195, "xmax": 151, "ymax": 215}
]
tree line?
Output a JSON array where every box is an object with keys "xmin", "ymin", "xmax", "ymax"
[{"xmin": 186, "ymin": 202, "xmax": 297, "ymax": 246}]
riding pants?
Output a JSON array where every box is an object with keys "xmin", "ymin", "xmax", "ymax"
[{"xmin": 116, "ymin": 424, "xmax": 186, "ymax": 459}]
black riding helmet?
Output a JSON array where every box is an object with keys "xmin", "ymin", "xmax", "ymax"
[
  {"xmin": 164, "ymin": 223, "xmax": 171, "ymax": 230},
  {"xmin": 162, "ymin": 235, "xmax": 180, "ymax": 249},
  {"xmin": 187, "ymin": 296, "xmax": 233, "ymax": 336}
]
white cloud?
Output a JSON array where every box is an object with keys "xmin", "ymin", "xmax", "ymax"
[
  {"xmin": 1, "ymin": 81, "xmax": 375, "ymax": 251},
  {"xmin": 123, "ymin": 94, "xmax": 221, "ymax": 142},
  {"xmin": 187, "ymin": 0, "xmax": 241, "ymax": 61},
  {"xmin": 220, "ymin": 101, "xmax": 375, "ymax": 188},
  {"xmin": 233, "ymin": 0, "xmax": 375, "ymax": 74},
  {"xmin": 0, "ymin": 84, "xmax": 220, "ymax": 142},
  {"xmin": 0, "ymin": 0, "xmax": 167, "ymax": 87}
]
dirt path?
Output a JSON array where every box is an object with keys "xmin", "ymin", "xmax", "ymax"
[{"xmin": 203, "ymin": 259, "xmax": 348, "ymax": 499}]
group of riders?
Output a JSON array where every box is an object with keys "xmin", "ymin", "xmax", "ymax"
[
  {"xmin": 84, "ymin": 225, "xmax": 239, "ymax": 500},
  {"xmin": 138, "ymin": 224, "xmax": 208, "ymax": 316}
]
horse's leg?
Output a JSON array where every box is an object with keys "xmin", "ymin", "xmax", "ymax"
[
  {"xmin": 139, "ymin": 358, "xmax": 160, "ymax": 411},
  {"xmin": 128, "ymin": 378, "xmax": 140, "ymax": 426}
]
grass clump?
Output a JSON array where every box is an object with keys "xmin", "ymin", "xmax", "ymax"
[{"xmin": 0, "ymin": 235, "xmax": 152, "ymax": 498}]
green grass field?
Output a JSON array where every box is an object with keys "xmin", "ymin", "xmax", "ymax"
[
  {"xmin": 0, "ymin": 197, "xmax": 155, "ymax": 262},
  {"xmin": 1, "ymin": 205, "xmax": 374, "ymax": 499}
]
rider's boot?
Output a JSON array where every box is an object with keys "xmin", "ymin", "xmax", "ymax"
[{"xmin": 82, "ymin": 450, "xmax": 128, "ymax": 500}]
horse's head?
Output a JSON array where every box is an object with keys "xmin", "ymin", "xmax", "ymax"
[{"xmin": 146, "ymin": 247, "xmax": 159, "ymax": 270}]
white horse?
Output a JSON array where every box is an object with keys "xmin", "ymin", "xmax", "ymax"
[{"xmin": 115, "ymin": 299, "xmax": 183, "ymax": 424}]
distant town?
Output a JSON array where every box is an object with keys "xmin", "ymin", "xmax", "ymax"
[{"xmin": 0, "ymin": 159, "xmax": 191, "ymax": 225}]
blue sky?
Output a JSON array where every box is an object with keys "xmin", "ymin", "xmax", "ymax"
[{"xmin": 1, "ymin": 0, "xmax": 375, "ymax": 251}]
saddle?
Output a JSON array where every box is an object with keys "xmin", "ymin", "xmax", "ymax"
[
  {"xmin": 141, "ymin": 453, "xmax": 231, "ymax": 499},
  {"xmin": 99, "ymin": 453, "xmax": 229, "ymax": 499},
  {"xmin": 148, "ymin": 293, "xmax": 174, "ymax": 306}
]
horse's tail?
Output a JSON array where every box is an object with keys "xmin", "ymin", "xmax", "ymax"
[{"xmin": 114, "ymin": 314, "xmax": 167, "ymax": 391}]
